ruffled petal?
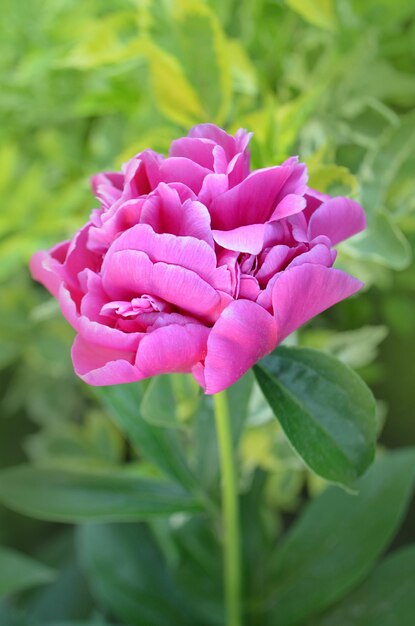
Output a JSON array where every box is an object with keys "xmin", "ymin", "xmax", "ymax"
[
  {"xmin": 29, "ymin": 241, "xmax": 69, "ymax": 298},
  {"xmin": 102, "ymin": 250, "xmax": 222, "ymax": 321},
  {"xmin": 103, "ymin": 223, "xmax": 217, "ymax": 283},
  {"xmin": 169, "ymin": 137, "xmax": 215, "ymax": 169},
  {"xmin": 188, "ymin": 124, "xmax": 239, "ymax": 159},
  {"xmin": 59, "ymin": 283, "xmax": 142, "ymax": 352},
  {"xmin": 209, "ymin": 160, "xmax": 306, "ymax": 230},
  {"xmin": 72, "ymin": 335, "xmax": 140, "ymax": 386},
  {"xmin": 136, "ymin": 323, "xmax": 209, "ymax": 376},
  {"xmin": 140, "ymin": 184, "xmax": 214, "ymax": 246},
  {"xmin": 272, "ymin": 264, "xmax": 363, "ymax": 342},
  {"xmin": 269, "ymin": 193, "xmax": 306, "ymax": 221},
  {"xmin": 308, "ymin": 197, "xmax": 366, "ymax": 245},
  {"xmin": 200, "ymin": 300, "xmax": 277, "ymax": 394},
  {"xmin": 286, "ymin": 242, "xmax": 335, "ymax": 270},
  {"xmin": 213, "ymin": 224, "xmax": 267, "ymax": 255},
  {"xmin": 158, "ymin": 157, "xmax": 211, "ymax": 194},
  {"xmin": 198, "ymin": 173, "xmax": 229, "ymax": 207}
]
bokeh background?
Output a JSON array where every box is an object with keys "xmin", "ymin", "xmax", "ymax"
[{"xmin": 0, "ymin": 0, "xmax": 414, "ymax": 623}]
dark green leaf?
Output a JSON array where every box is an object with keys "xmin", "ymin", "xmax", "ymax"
[
  {"xmin": 0, "ymin": 603, "xmax": 19, "ymax": 626},
  {"xmin": 39, "ymin": 621, "xmax": 116, "ymax": 626},
  {"xmin": 23, "ymin": 531, "xmax": 95, "ymax": 626},
  {"xmin": 95, "ymin": 384, "xmax": 198, "ymax": 490},
  {"xmin": 77, "ymin": 523, "xmax": 207, "ymax": 626},
  {"xmin": 0, "ymin": 466, "xmax": 201, "ymax": 522},
  {"xmin": 170, "ymin": 517, "xmax": 224, "ymax": 625},
  {"xmin": 315, "ymin": 544, "xmax": 415, "ymax": 625},
  {"xmin": 264, "ymin": 448, "xmax": 415, "ymax": 625},
  {"xmin": 254, "ymin": 347, "xmax": 377, "ymax": 485},
  {"xmin": 0, "ymin": 547, "xmax": 55, "ymax": 599},
  {"xmin": 140, "ymin": 375, "xmax": 190, "ymax": 428}
]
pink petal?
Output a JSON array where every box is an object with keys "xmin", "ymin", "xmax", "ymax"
[
  {"xmin": 272, "ymin": 264, "xmax": 363, "ymax": 343},
  {"xmin": 201, "ymin": 300, "xmax": 277, "ymax": 394},
  {"xmin": 308, "ymin": 197, "xmax": 366, "ymax": 245},
  {"xmin": 91, "ymin": 171, "xmax": 124, "ymax": 209},
  {"xmin": 140, "ymin": 184, "xmax": 214, "ymax": 246},
  {"xmin": 159, "ymin": 157, "xmax": 211, "ymax": 194},
  {"xmin": 289, "ymin": 212, "xmax": 309, "ymax": 242},
  {"xmin": 239, "ymin": 275, "xmax": 261, "ymax": 300},
  {"xmin": 103, "ymin": 223, "xmax": 217, "ymax": 283},
  {"xmin": 234, "ymin": 128, "xmax": 253, "ymax": 153},
  {"xmin": 215, "ymin": 250, "xmax": 240, "ymax": 297},
  {"xmin": 269, "ymin": 194, "xmax": 306, "ymax": 220},
  {"xmin": 121, "ymin": 150, "xmax": 163, "ymax": 198},
  {"xmin": 64, "ymin": 224, "xmax": 101, "ymax": 289},
  {"xmin": 188, "ymin": 124, "xmax": 238, "ymax": 159},
  {"xmin": 212, "ymin": 145, "xmax": 228, "ymax": 174},
  {"xmin": 102, "ymin": 250, "xmax": 222, "ymax": 322},
  {"xmin": 72, "ymin": 335, "xmax": 140, "ymax": 386},
  {"xmin": 169, "ymin": 137, "xmax": 215, "ymax": 169},
  {"xmin": 255, "ymin": 245, "xmax": 297, "ymax": 283},
  {"xmin": 59, "ymin": 283, "xmax": 142, "ymax": 352},
  {"xmin": 212, "ymin": 224, "xmax": 267, "ymax": 255},
  {"xmin": 286, "ymin": 242, "xmax": 335, "ymax": 270},
  {"xmin": 136, "ymin": 323, "xmax": 209, "ymax": 376},
  {"xmin": 304, "ymin": 188, "xmax": 331, "ymax": 219},
  {"xmin": 209, "ymin": 160, "xmax": 306, "ymax": 230},
  {"xmin": 30, "ymin": 241, "xmax": 69, "ymax": 298},
  {"xmin": 88, "ymin": 198, "xmax": 145, "ymax": 253},
  {"xmin": 198, "ymin": 173, "xmax": 229, "ymax": 207},
  {"xmin": 227, "ymin": 151, "xmax": 251, "ymax": 187}
]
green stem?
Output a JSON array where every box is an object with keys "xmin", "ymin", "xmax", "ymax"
[{"xmin": 213, "ymin": 390, "xmax": 242, "ymax": 626}]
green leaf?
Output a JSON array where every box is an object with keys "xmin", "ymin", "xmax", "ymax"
[
  {"xmin": 361, "ymin": 111, "xmax": 415, "ymax": 213},
  {"xmin": 345, "ymin": 209, "xmax": 411, "ymax": 270},
  {"xmin": 0, "ymin": 466, "xmax": 201, "ymax": 522},
  {"xmin": 140, "ymin": 374, "xmax": 199, "ymax": 428},
  {"xmin": 169, "ymin": 517, "xmax": 224, "ymax": 625},
  {"xmin": 58, "ymin": 13, "xmax": 140, "ymax": 69},
  {"xmin": 24, "ymin": 410, "xmax": 124, "ymax": 471},
  {"xmin": 254, "ymin": 347, "xmax": 377, "ymax": 486},
  {"xmin": 144, "ymin": 39, "xmax": 205, "ymax": 127},
  {"xmin": 140, "ymin": 376, "xmax": 180, "ymax": 428},
  {"xmin": 77, "ymin": 523, "xmax": 205, "ymax": 626},
  {"xmin": 308, "ymin": 163, "xmax": 358, "ymax": 197},
  {"xmin": 315, "ymin": 543, "xmax": 415, "ymax": 625},
  {"xmin": 95, "ymin": 384, "xmax": 198, "ymax": 490},
  {"xmin": 0, "ymin": 547, "xmax": 55, "ymax": 599},
  {"xmin": 172, "ymin": 0, "xmax": 232, "ymax": 123},
  {"xmin": 23, "ymin": 533, "xmax": 95, "ymax": 625},
  {"xmin": 0, "ymin": 605, "xmax": 17, "ymax": 626},
  {"xmin": 34, "ymin": 619, "xmax": 115, "ymax": 626},
  {"xmin": 285, "ymin": 0, "xmax": 336, "ymax": 31},
  {"xmin": 302, "ymin": 325, "xmax": 388, "ymax": 369},
  {"xmin": 264, "ymin": 448, "xmax": 415, "ymax": 625},
  {"xmin": 227, "ymin": 39, "xmax": 258, "ymax": 97}
]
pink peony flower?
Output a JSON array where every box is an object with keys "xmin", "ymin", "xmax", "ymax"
[{"xmin": 30, "ymin": 124, "xmax": 366, "ymax": 394}]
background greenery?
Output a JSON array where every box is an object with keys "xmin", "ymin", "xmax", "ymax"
[{"xmin": 0, "ymin": 0, "xmax": 414, "ymax": 624}]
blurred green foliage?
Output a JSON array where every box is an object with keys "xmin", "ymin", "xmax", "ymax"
[{"xmin": 0, "ymin": 0, "xmax": 414, "ymax": 624}]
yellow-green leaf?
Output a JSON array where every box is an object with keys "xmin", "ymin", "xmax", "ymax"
[
  {"xmin": 285, "ymin": 0, "xmax": 336, "ymax": 31},
  {"xmin": 144, "ymin": 40, "xmax": 205, "ymax": 127}
]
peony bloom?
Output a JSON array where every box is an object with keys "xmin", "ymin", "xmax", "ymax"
[{"xmin": 30, "ymin": 124, "xmax": 365, "ymax": 394}]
